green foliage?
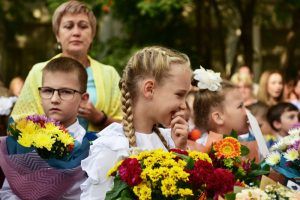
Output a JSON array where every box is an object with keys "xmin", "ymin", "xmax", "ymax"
[{"xmin": 105, "ymin": 176, "xmax": 132, "ymax": 200}]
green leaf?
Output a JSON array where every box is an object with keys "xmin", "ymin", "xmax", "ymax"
[
  {"xmin": 225, "ymin": 192, "xmax": 236, "ymax": 200},
  {"xmin": 229, "ymin": 130, "xmax": 238, "ymax": 139},
  {"xmin": 240, "ymin": 145, "xmax": 249, "ymax": 156},
  {"xmin": 249, "ymin": 169, "xmax": 270, "ymax": 177},
  {"xmin": 174, "ymin": 153, "xmax": 195, "ymax": 170},
  {"xmin": 105, "ymin": 176, "xmax": 129, "ymax": 200}
]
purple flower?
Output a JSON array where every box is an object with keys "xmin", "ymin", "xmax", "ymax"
[
  {"xmin": 291, "ymin": 140, "xmax": 300, "ymax": 151},
  {"xmin": 26, "ymin": 115, "xmax": 60, "ymax": 127}
]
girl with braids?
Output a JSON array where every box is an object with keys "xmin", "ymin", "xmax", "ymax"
[
  {"xmin": 190, "ymin": 67, "xmax": 260, "ymax": 161},
  {"xmin": 80, "ymin": 46, "xmax": 191, "ymax": 199}
]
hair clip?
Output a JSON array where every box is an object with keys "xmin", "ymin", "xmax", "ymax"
[{"xmin": 193, "ymin": 66, "xmax": 222, "ymax": 91}]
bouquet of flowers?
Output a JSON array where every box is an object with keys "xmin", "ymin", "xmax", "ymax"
[
  {"xmin": 0, "ymin": 115, "xmax": 91, "ymax": 199},
  {"xmin": 265, "ymin": 127, "xmax": 300, "ymax": 180},
  {"xmin": 106, "ymin": 149, "xmax": 236, "ymax": 200},
  {"xmin": 234, "ymin": 182, "xmax": 299, "ymax": 200},
  {"xmin": 8, "ymin": 115, "xmax": 75, "ymax": 159},
  {"xmin": 210, "ymin": 136, "xmax": 270, "ymax": 186}
]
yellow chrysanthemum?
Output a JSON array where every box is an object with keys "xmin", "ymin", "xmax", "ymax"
[
  {"xmin": 161, "ymin": 178, "xmax": 177, "ymax": 197},
  {"xmin": 178, "ymin": 188, "xmax": 193, "ymax": 196},
  {"xmin": 57, "ymin": 131, "xmax": 74, "ymax": 146},
  {"xmin": 32, "ymin": 133, "xmax": 55, "ymax": 151},
  {"xmin": 18, "ymin": 133, "xmax": 33, "ymax": 147},
  {"xmin": 107, "ymin": 160, "xmax": 123, "ymax": 177},
  {"xmin": 169, "ymin": 166, "xmax": 189, "ymax": 181},
  {"xmin": 17, "ymin": 120, "xmax": 38, "ymax": 135},
  {"xmin": 213, "ymin": 137, "xmax": 241, "ymax": 159},
  {"xmin": 188, "ymin": 151, "xmax": 212, "ymax": 163},
  {"xmin": 133, "ymin": 182, "xmax": 151, "ymax": 200}
]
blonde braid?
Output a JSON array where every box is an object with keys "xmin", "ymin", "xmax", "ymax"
[
  {"xmin": 120, "ymin": 46, "xmax": 191, "ymax": 148},
  {"xmin": 152, "ymin": 125, "xmax": 169, "ymax": 150},
  {"xmin": 120, "ymin": 79, "xmax": 136, "ymax": 147}
]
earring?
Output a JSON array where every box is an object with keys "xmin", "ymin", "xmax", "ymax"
[{"xmin": 56, "ymin": 42, "xmax": 62, "ymax": 51}]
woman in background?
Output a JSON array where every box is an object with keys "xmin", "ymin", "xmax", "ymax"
[
  {"xmin": 11, "ymin": 0, "xmax": 122, "ymax": 132},
  {"xmin": 257, "ymin": 70, "xmax": 284, "ymax": 107}
]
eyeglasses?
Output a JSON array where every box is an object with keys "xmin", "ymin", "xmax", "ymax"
[{"xmin": 38, "ymin": 87, "xmax": 83, "ymax": 100}]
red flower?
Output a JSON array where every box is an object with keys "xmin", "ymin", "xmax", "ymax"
[
  {"xmin": 186, "ymin": 160, "xmax": 214, "ymax": 189},
  {"xmin": 206, "ymin": 168, "xmax": 235, "ymax": 198},
  {"xmin": 170, "ymin": 148, "xmax": 188, "ymax": 156},
  {"xmin": 118, "ymin": 158, "xmax": 142, "ymax": 186}
]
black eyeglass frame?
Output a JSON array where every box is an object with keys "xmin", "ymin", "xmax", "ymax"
[{"xmin": 38, "ymin": 87, "xmax": 83, "ymax": 100}]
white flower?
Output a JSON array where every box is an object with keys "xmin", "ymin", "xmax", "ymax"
[
  {"xmin": 236, "ymin": 188, "xmax": 269, "ymax": 200},
  {"xmin": 270, "ymin": 140, "xmax": 287, "ymax": 151},
  {"xmin": 0, "ymin": 96, "xmax": 17, "ymax": 116},
  {"xmin": 288, "ymin": 127, "xmax": 300, "ymax": 136},
  {"xmin": 193, "ymin": 66, "xmax": 222, "ymax": 91},
  {"xmin": 266, "ymin": 151, "xmax": 281, "ymax": 166},
  {"xmin": 283, "ymin": 148, "xmax": 299, "ymax": 161}
]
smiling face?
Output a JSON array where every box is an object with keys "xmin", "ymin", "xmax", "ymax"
[
  {"xmin": 221, "ymin": 88, "xmax": 249, "ymax": 135},
  {"xmin": 150, "ymin": 63, "xmax": 191, "ymax": 127},
  {"xmin": 267, "ymin": 73, "xmax": 283, "ymax": 99},
  {"xmin": 56, "ymin": 13, "xmax": 93, "ymax": 57},
  {"xmin": 41, "ymin": 71, "xmax": 87, "ymax": 127}
]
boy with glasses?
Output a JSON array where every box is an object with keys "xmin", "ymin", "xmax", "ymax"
[{"xmin": 0, "ymin": 57, "xmax": 90, "ymax": 199}]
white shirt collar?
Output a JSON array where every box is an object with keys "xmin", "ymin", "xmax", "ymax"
[{"xmin": 67, "ymin": 119, "xmax": 86, "ymax": 143}]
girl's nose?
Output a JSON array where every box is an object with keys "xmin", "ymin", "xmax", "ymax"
[{"xmin": 180, "ymin": 101, "xmax": 187, "ymax": 110}]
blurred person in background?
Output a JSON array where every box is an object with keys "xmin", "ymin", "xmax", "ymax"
[
  {"xmin": 247, "ymin": 102, "xmax": 275, "ymax": 148},
  {"xmin": 231, "ymin": 72, "xmax": 257, "ymax": 107},
  {"xmin": 11, "ymin": 0, "xmax": 122, "ymax": 132},
  {"xmin": 257, "ymin": 70, "xmax": 284, "ymax": 107},
  {"xmin": 8, "ymin": 77, "xmax": 24, "ymax": 97},
  {"xmin": 286, "ymin": 75, "xmax": 300, "ymax": 109}
]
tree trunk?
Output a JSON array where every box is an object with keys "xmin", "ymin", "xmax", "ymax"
[
  {"xmin": 281, "ymin": 8, "xmax": 300, "ymax": 79},
  {"xmin": 234, "ymin": 0, "xmax": 257, "ymax": 72},
  {"xmin": 211, "ymin": 0, "xmax": 226, "ymax": 71}
]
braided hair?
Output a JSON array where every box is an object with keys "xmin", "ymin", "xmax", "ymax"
[{"xmin": 120, "ymin": 46, "xmax": 190, "ymax": 148}]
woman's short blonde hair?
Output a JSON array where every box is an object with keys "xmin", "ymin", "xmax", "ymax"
[
  {"xmin": 52, "ymin": 0, "xmax": 97, "ymax": 38},
  {"xmin": 230, "ymin": 72, "xmax": 253, "ymax": 87}
]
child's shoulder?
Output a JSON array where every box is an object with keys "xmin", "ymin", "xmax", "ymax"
[{"xmin": 91, "ymin": 123, "xmax": 129, "ymax": 150}]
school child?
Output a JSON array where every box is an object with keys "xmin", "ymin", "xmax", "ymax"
[
  {"xmin": 80, "ymin": 46, "xmax": 191, "ymax": 199},
  {"xmin": 247, "ymin": 102, "xmax": 276, "ymax": 148},
  {"xmin": 266, "ymin": 102, "xmax": 299, "ymax": 140},
  {"xmin": 191, "ymin": 67, "xmax": 259, "ymax": 161},
  {"xmin": 0, "ymin": 57, "xmax": 90, "ymax": 199}
]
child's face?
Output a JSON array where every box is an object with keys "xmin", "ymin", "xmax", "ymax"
[
  {"xmin": 222, "ymin": 89, "xmax": 249, "ymax": 134},
  {"xmin": 41, "ymin": 71, "xmax": 87, "ymax": 127},
  {"xmin": 279, "ymin": 110, "xmax": 299, "ymax": 134},
  {"xmin": 295, "ymin": 80, "xmax": 300, "ymax": 96},
  {"xmin": 267, "ymin": 73, "xmax": 283, "ymax": 99},
  {"xmin": 151, "ymin": 63, "xmax": 191, "ymax": 127}
]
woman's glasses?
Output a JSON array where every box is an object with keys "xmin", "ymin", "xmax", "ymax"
[{"xmin": 38, "ymin": 87, "xmax": 83, "ymax": 100}]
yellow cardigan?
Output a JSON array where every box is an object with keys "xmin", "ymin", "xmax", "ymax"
[{"xmin": 11, "ymin": 54, "xmax": 122, "ymax": 131}]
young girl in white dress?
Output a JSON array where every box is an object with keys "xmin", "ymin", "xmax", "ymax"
[{"xmin": 80, "ymin": 46, "xmax": 192, "ymax": 199}]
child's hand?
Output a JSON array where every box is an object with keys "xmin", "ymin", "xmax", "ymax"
[
  {"xmin": 170, "ymin": 110, "xmax": 189, "ymax": 150},
  {"xmin": 78, "ymin": 101, "xmax": 106, "ymax": 125}
]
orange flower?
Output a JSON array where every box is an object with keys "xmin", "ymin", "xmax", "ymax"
[{"xmin": 213, "ymin": 137, "xmax": 241, "ymax": 159}]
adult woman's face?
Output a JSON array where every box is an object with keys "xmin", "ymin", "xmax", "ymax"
[
  {"xmin": 56, "ymin": 13, "xmax": 93, "ymax": 57},
  {"xmin": 267, "ymin": 73, "xmax": 283, "ymax": 99}
]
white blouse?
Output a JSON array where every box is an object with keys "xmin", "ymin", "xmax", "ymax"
[{"xmin": 80, "ymin": 122, "xmax": 175, "ymax": 200}]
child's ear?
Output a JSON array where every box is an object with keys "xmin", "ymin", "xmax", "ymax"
[
  {"xmin": 273, "ymin": 120, "xmax": 282, "ymax": 131},
  {"xmin": 211, "ymin": 111, "xmax": 224, "ymax": 126},
  {"xmin": 143, "ymin": 79, "xmax": 155, "ymax": 99},
  {"xmin": 81, "ymin": 92, "xmax": 89, "ymax": 103}
]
